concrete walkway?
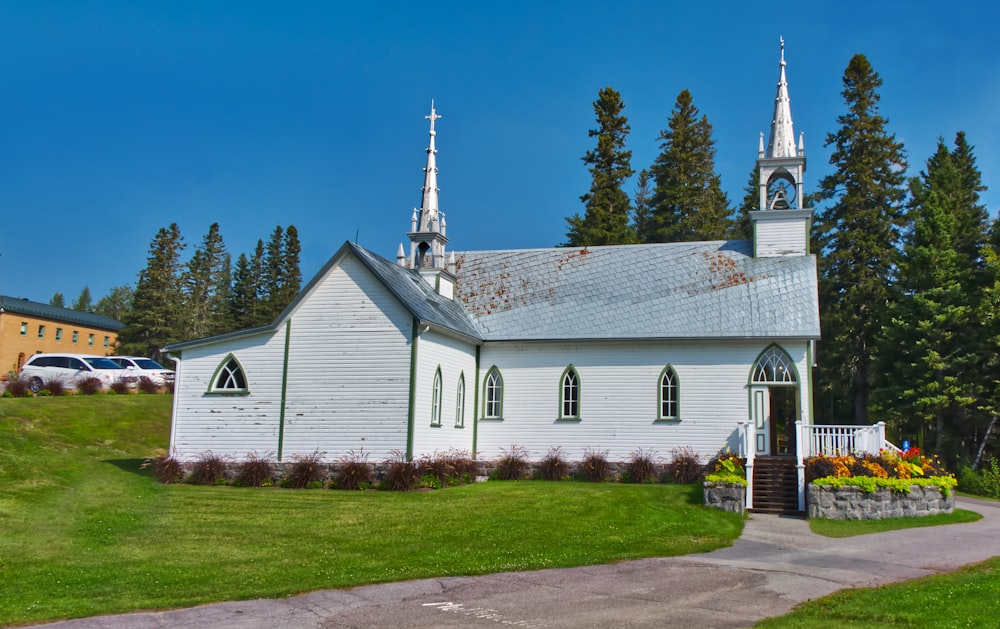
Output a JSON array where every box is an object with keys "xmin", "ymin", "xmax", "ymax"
[{"xmin": 40, "ymin": 496, "xmax": 1000, "ymax": 628}]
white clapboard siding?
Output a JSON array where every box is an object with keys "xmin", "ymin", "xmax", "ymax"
[
  {"xmin": 476, "ymin": 340, "xmax": 810, "ymax": 463},
  {"xmin": 169, "ymin": 331, "xmax": 287, "ymax": 461},
  {"xmin": 170, "ymin": 254, "xmax": 415, "ymax": 462},
  {"xmin": 280, "ymin": 255, "xmax": 414, "ymax": 460},
  {"xmin": 756, "ymin": 217, "xmax": 808, "ymax": 257},
  {"xmin": 411, "ymin": 329, "xmax": 478, "ymax": 458}
]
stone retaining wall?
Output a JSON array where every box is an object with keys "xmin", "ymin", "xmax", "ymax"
[
  {"xmin": 807, "ymin": 484, "xmax": 953, "ymax": 520},
  {"xmin": 703, "ymin": 482, "xmax": 746, "ymax": 514}
]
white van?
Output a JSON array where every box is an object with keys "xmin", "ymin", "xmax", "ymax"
[{"xmin": 19, "ymin": 353, "xmax": 138, "ymax": 392}]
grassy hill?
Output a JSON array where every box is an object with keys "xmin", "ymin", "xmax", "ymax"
[{"xmin": 0, "ymin": 395, "xmax": 743, "ymax": 625}]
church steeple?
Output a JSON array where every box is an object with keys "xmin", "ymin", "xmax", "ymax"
[
  {"xmin": 751, "ymin": 39, "xmax": 811, "ymax": 258},
  {"xmin": 766, "ymin": 37, "xmax": 797, "ymax": 159},
  {"xmin": 403, "ymin": 101, "xmax": 450, "ymax": 272}
]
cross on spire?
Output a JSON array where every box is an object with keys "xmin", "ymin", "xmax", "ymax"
[{"xmin": 426, "ymin": 100, "xmax": 442, "ymax": 133}]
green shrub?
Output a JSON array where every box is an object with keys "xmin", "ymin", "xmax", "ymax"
[
  {"xmin": 188, "ymin": 452, "xmax": 229, "ymax": 485},
  {"xmin": 579, "ymin": 449, "xmax": 610, "ymax": 482},
  {"xmin": 626, "ymin": 448, "xmax": 658, "ymax": 484},
  {"xmin": 76, "ymin": 377, "xmax": 103, "ymax": 395},
  {"xmin": 235, "ymin": 452, "xmax": 275, "ymax": 487},
  {"xmin": 959, "ymin": 458, "xmax": 1000, "ymax": 499},
  {"xmin": 334, "ymin": 450, "xmax": 374, "ymax": 490},
  {"xmin": 383, "ymin": 450, "xmax": 419, "ymax": 491},
  {"xmin": 493, "ymin": 445, "xmax": 529, "ymax": 480},
  {"xmin": 284, "ymin": 450, "xmax": 326, "ymax": 489},
  {"xmin": 537, "ymin": 446, "xmax": 570, "ymax": 480}
]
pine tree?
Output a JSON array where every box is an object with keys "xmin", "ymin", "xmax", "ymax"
[
  {"xmin": 260, "ymin": 226, "xmax": 286, "ymax": 321},
  {"xmin": 813, "ymin": 54, "xmax": 908, "ymax": 425},
  {"xmin": 878, "ymin": 140, "xmax": 976, "ymax": 457},
  {"xmin": 229, "ymin": 252, "xmax": 260, "ymax": 330},
  {"xmin": 731, "ymin": 167, "xmax": 759, "ymax": 241},
  {"xmin": 71, "ymin": 287, "xmax": 92, "ymax": 312},
  {"xmin": 632, "ymin": 169, "xmax": 653, "ymax": 242},
  {"xmin": 118, "ymin": 224, "xmax": 186, "ymax": 360},
  {"xmin": 182, "ymin": 223, "xmax": 232, "ymax": 339},
  {"xmin": 646, "ymin": 89, "xmax": 732, "ymax": 242},
  {"xmin": 279, "ymin": 225, "xmax": 302, "ymax": 307},
  {"xmin": 564, "ymin": 87, "xmax": 636, "ymax": 246},
  {"xmin": 93, "ymin": 285, "xmax": 133, "ymax": 322},
  {"xmin": 49, "ymin": 293, "xmax": 65, "ymax": 308}
]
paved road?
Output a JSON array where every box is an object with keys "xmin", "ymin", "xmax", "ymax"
[{"xmin": 40, "ymin": 496, "xmax": 1000, "ymax": 628}]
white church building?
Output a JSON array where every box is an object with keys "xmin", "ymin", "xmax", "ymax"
[{"xmin": 165, "ymin": 46, "xmax": 825, "ymax": 509}]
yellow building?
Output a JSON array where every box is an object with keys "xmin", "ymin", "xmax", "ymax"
[{"xmin": 0, "ymin": 296, "xmax": 124, "ymax": 375}]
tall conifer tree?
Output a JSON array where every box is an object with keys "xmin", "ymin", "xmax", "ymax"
[
  {"xmin": 119, "ymin": 224, "xmax": 186, "ymax": 360},
  {"xmin": 878, "ymin": 140, "xmax": 977, "ymax": 456},
  {"xmin": 565, "ymin": 87, "xmax": 636, "ymax": 246},
  {"xmin": 647, "ymin": 89, "xmax": 732, "ymax": 242},
  {"xmin": 71, "ymin": 287, "xmax": 92, "ymax": 312},
  {"xmin": 182, "ymin": 223, "xmax": 231, "ymax": 339},
  {"xmin": 813, "ymin": 54, "xmax": 908, "ymax": 425}
]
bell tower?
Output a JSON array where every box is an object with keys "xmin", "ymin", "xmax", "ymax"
[
  {"xmin": 398, "ymin": 101, "xmax": 457, "ymax": 298},
  {"xmin": 751, "ymin": 38, "xmax": 812, "ymax": 257}
]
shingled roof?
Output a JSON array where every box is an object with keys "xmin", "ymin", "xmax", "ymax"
[
  {"xmin": 453, "ymin": 240, "xmax": 819, "ymax": 341},
  {"xmin": 0, "ymin": 295, "xmax": 124, "ymax": 331}
]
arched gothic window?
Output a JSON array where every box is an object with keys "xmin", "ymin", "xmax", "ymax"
[
  {"xmin": 560, "ymin": 366, "xmax": 580, "ymax": 419},
  {"xmin": 659, "ymin": 366, "xmax": 679, "ymax": 420},
  {"xmin": 484, "ymin": 367, "xmax": 503, "ymax": 419},
  {"xmin": 752, "ymin": 346, "xmax": 797, "ymax": 383},
  {"xmin": 430, "ymin": 367, "xmax": 443, "ymax": 426},
  {"xmin": 455, "ymin": 373, "xmax": 465, "ymax": 428},
  {"xmin": 210, "ymin": 355, "xmax": 248, "ymax": 393}
]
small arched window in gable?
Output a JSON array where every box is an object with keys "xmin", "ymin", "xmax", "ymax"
[
  {"xmin": 560, "ymin": 366, "xmax": 580, "ymax": 419},
  {"xmin": 210, "ymin": 355, "xmax": 249, "ymax": 394},
  {"xmin": 752, "ymin": 346, "xmax": 797, "ymax": 384},
  {"xmin": 659, "ymin": 366, "xmax": 679, "ymax": 420},
  {"xmin": 431, "ymin": 367, "xmax": 443, "ymax": 426}
]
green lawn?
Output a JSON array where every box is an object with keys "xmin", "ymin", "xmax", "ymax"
[
  {"xmin": 0, "ymin": 395, "xmax": 744, "ymax": 625},
  {"xmin": 756, "ymin": 557, "xmax": 1000, "ymax": 628},
  {"xmin": 809, "ymin": 509, "xmax": 982, "ymax": 538}
]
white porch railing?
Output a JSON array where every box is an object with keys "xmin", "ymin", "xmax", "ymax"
[
  {"xmin": 799, "ymin": 421, "xmax": 898, "ymax": 458},
  {"xmin": 735, "ymin": 421, "xmax": 900, "ymax": 512}
]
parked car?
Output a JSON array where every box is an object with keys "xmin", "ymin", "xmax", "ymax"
[
  {"xmin": 19, "ymin": 353, "xmax": 139, "ymax": 392},
  {"xmin": 107, "ymin": 356, "xmax": 175, "ymax": 387}
]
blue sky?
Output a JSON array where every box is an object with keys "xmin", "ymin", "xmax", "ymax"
[{"xmin": 2, "ymin": 1, "xmax": 998, "ymax": 305}]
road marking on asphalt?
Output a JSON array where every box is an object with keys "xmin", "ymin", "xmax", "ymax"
[{"xmin": 422, "ymin": 601, "xmax": 539, "ymax": 626}]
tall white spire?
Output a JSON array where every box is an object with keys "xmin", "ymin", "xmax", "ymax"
[
  {"xmin": 766, "ymin": 37, "xmax": 797, "ymax": 159},
  {"xmin": 407, "ymin": 101, "xmax": 450, "ymax": 273},
  {"xmin": 418, "ymin": 101, "xmax": 442, "ymax": 232}
]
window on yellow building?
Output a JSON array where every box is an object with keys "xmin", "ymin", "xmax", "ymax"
[
  {"xmin": 20, "ymin": 322, "xmax": 27, "ymax": 336},
  {"xmin": 72, "ymin": 331, "xmax": 79, "ymax": 344},
  {"xmin": 88, "ymin": 334, "xmax": 94, "ymax": 346},
  {"xmin": 56, "ymin": 328, "xmax": 63, "ymax": 342},
  {"xmin": 38, "ymin": 325, "xmax": 45, "ymax": 339}
]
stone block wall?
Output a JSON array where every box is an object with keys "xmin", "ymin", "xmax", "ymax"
[
  {"xmin": 807, "ymin": 484, "xmax": 954, "ymax": 520},
  {"xmin": 703, "ymin": 482, "xmax": 746, "ymax": 514}
]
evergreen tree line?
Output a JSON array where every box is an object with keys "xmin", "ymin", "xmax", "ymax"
[
  {"xmin": 56, "ymin": 223, "xmax": 302, "ymax": 363},
  {"xmin": 567, "ymin": 56, "xmax": 999, "ymax": 468}
]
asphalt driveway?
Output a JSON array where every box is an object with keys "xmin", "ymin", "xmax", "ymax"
[{"xmin": 39, "ymin": 496, "xmax": 1000, "ymax": 628}]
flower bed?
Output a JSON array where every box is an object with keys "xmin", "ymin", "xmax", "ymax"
[
  {"xmin": 703, "ymin": 452, "xmax": 747, "ymax": 514},
  {"xmin": 806, "ymin": 448, "xmax": 957, "ymax": 520}
]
